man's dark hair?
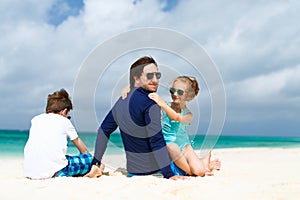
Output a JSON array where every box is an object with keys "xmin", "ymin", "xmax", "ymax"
[{"xmin": 129, "ymin": 56, "xmax": 157, "ymax": 89}]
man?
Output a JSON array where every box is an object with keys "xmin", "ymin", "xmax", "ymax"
[{"xmin": 85, "ymin": 56, "xmax": 185, "ymax": 179}]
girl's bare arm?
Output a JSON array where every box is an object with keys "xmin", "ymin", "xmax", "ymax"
[{"xmin": 148, "ymin": 93, "xmax": 192, "ymax": 124}]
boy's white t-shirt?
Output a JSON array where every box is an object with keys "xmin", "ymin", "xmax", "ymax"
[{"xmin": 24, "ymin": 113, "xmax": 78, "ymax": 179}]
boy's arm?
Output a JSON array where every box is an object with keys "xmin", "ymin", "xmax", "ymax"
[{"xmin": 72, "ymin": 137, "xmax": 88, "ymax": 154}]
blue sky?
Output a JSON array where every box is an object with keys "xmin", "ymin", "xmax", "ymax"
[
  {"xmin": 47, "ymin": 0, "xmax": 179, "ymax": 25},
  {"xmin": 0, "ymin": 0, "xmax": 299, "ymax": 137},
  {"xmin": 47, "ymin": 0, "xmax": 84, "ymax": 26}
]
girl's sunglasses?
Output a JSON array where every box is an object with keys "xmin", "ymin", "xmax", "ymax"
[
  {"xmin": 169, "ymin": 87, "xmax": 184, "ymax": 96},
  {"xmin": 146, "ymin": 72, "xmax": 161, "ymax": 80}
]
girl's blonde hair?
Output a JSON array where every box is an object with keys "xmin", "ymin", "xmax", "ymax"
[{"xmin": 173, "ymin": 76, "xmax": 199, "ymax": 101}]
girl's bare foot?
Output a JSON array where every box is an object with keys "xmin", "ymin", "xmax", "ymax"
[
  {"xmin": 210, "ymin": 159, "xmax": 221, "ymax": 171},
  {"xmin": 198, "ymin": 151, "xmax": 214, "ymax": 177}
]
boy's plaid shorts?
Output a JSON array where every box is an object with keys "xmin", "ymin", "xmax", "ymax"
[{"xmin": 55, "ymin": 153, "xmax": 93, "ymax": 177}]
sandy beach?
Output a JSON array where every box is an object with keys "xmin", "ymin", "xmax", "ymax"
[{"xmin": 0, "ymin": 147, "xmax": 299, "ymax": 200}]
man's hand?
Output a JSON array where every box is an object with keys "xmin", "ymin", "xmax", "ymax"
[{"xmin": 84, "ymin": 164, "xmax": 105, "ymax": 178}]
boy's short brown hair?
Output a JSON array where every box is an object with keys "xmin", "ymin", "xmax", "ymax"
[{"xmin": 46, "ymin": 89, "xmax": 73, "ymax": 113}]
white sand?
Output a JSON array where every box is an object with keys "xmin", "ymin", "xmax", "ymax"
[{"xmin": 1, "ymin": 148, "xmax": 300, "ymax": 200}]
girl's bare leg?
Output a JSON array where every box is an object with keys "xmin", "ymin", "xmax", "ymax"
[
  {"xmin": 183, "ymin": 145, "xmax": 212, "ymax": 177},
  {"xmin": 167, "ymin": 143, "xmax": 192, "ymax": 175}
]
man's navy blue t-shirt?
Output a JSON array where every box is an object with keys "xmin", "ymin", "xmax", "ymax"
[{"xmin": 93, "ymin": 87, "xmax": 174, "ymax": 178}]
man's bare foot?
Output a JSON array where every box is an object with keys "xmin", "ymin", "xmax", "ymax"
[
  {"xmin": 84, "ymin": 163, "xmax": 105, "ymax": 178},
  {"xmin": 99, "ymin": 163, "xmax": 105, "ymax": 173},
  {"xmin": 204, "ymin": 171, "xmax": 214, "ymax": 176},
  {"xmin": 210, "ymin": 159, "xmax": 221, "ymax": 171},
  {"xmin": 170, "ymin": 175, "xmax": 189, "ymax": 180}
]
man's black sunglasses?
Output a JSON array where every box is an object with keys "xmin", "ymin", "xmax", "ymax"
[
  {"xmin": 169, "ymin": 87, "xmax": 184, "ymax": 96},
  {"xmin": 146, "ymin": 72, "xmax": 161, "ymax": 80}
]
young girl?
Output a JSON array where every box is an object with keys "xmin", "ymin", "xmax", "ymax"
[
  {"xmin": 148, "ymin": 76, "xmax": 220, "ymax": 176},
  {"xmin": 24, "ymin": 89, "xmax": 104, "ymax": 179}
]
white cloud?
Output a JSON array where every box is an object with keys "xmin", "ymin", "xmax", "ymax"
[
  {"xmin": 0, "ymin": 0, "xmax": 300, "ymax": 136},
  {"xmin": 226, "ymin": 64, "xmax": 300, "ymax": 128},
  {"xmin": 229, "ymin": 65, "xmax": 300, "ymax": 101}
]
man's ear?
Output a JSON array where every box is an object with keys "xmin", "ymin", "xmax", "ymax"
[{"xmin": 134, "ymin": 76, "xmax": 140, "ymax": 87}]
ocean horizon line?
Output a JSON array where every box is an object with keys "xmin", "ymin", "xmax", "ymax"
[
  {"xmin": 1, "ymin": 129, "xmax": 300, "ymax": 158},
  {"xmin": 0, "ymin": 129, "xmax": 299, "ymax": 139}
]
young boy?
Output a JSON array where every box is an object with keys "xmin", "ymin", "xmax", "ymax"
[{"xmin": 24, "ymin": 89, "xmax": 102, "ymax": 179}]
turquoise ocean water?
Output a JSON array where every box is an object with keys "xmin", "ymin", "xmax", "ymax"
[{"xmin": 1, "ymin": 129, "xmax": 300, "ymax": 158}]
